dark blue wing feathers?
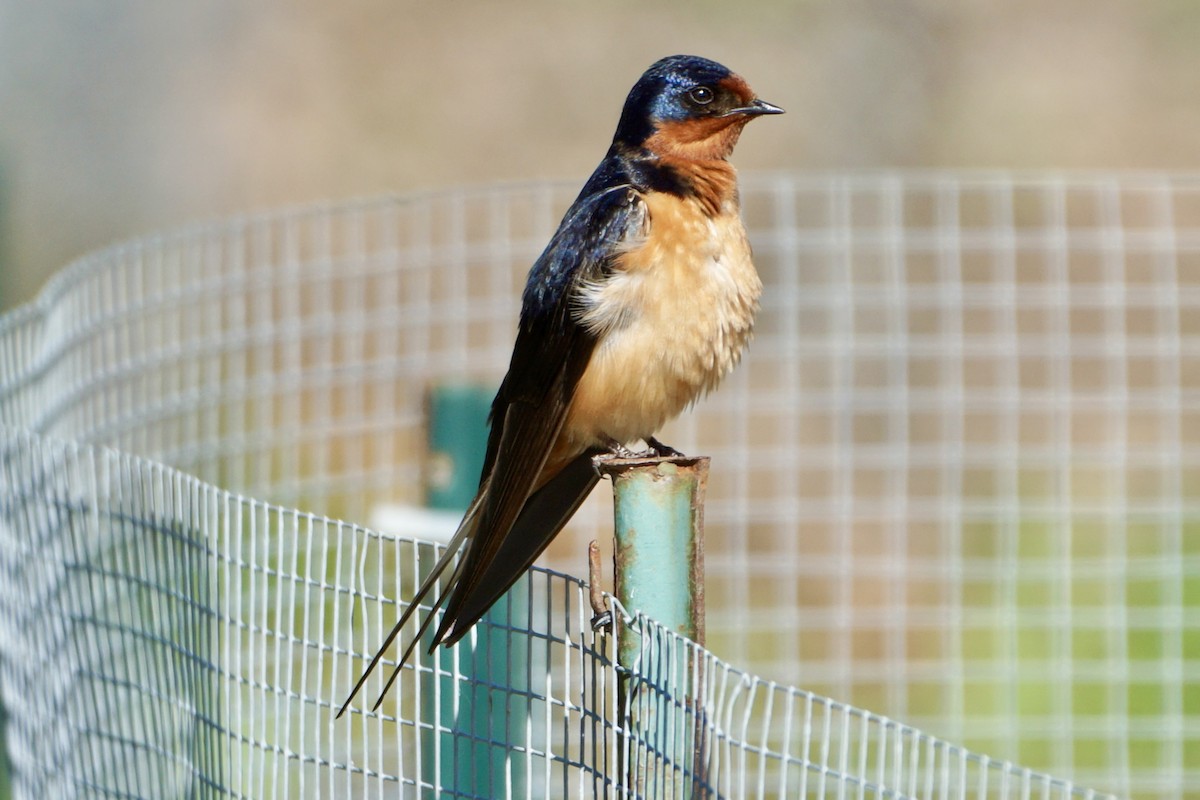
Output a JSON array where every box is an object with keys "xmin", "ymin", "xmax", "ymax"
[{"xmin": 437, "ymin": 163, "xmax": 645, "ymax": 646}]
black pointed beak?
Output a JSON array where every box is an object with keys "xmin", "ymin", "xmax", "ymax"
[{"xmin": 724, "ymin": 98, "xmax": 785, "ymax": 117}]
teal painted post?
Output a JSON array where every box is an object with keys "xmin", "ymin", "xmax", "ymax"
[
  {"xmin": 598, "ymin": 456, "xmax": 709, "ymax": 797},
  {"xmin": 424, "ymin": 386, "xmax": 490, "ymax": 512},
  {"xmin": 422, "ymin": 385, "xmax": 528, "ymax": 798}
]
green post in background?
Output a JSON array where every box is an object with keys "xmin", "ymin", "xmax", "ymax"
[{"xmin": 422, "ymin": 385, "xmax": 529, "ymax": 798}]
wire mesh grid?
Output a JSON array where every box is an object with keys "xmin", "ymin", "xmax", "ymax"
[
  {"xmin": 0, "ymin": 431, "xmax": 1105, "ymax": 799},
  {"xmin": 0, "ymin": 171, "xmax": 1195, "ymax": 797}
]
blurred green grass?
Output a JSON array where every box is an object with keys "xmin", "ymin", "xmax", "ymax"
[{"xmin": 960, "ymin": 513, "xmax": 1197, "ymax": 785}]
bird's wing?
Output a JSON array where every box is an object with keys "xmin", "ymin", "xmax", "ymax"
[
  {"xmin": 430, "ymin": 182, "xmax": 647, "ymax": 647},
  {"xmin": 338, "ymin": 181, "xmax": 645, "ymax": 715}
]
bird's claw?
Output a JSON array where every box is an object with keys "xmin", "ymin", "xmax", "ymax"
[
  {"xmin": 646, "ymin": 436, "xmax": 684, "ymax": 458},
  {"xmin": 601, "ymin": 437, "xmax": 685, "ymax": 460},
  {"xmin": 603, "ymin": 439, "xmax": 643, "ymax": 459}
]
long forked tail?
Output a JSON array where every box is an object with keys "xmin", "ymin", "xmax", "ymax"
[
  {"xmin": 336, "ymin": 450, "xmax": 603, "ymax": 717},
  {"xmin": 335, "ymin": 495, "xmax": 484, "ymax": 718}
]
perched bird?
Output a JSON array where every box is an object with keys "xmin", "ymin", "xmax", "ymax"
[{"xmin": 340, "ymin": 54, "xmax": 781, "ymax": 715}]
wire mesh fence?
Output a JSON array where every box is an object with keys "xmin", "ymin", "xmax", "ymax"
[
  {"xmin": 0, "ymin": 172, "xmax": 1195, "ymax": 797},
  {"xmin": 0, "ymin": 431, "xmax": 1107, "ymax": 799}
]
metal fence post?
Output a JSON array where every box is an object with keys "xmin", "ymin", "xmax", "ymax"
[
  {"xmin": 597, "ymin": 455, "xmax": 709, "ymax": 798},
  {"xmin": 423, "ymin": 385, "xmax": 528, "ymax": 798}
]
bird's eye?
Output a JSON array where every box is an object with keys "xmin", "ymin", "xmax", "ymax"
[{"xmin": 688, "ymin": 86, "xmax": 714, "ymax": 105}]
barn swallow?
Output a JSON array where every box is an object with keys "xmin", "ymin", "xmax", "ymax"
[{"xmin": 339, "ymin": 54, "xmax": 781, "ymax": 716}]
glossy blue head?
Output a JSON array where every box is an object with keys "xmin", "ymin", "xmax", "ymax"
[{"xmin": 612, "ymin": 55, "xmax": 783, "ymax": 153}]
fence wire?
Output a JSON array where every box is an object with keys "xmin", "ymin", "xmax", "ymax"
[
  {"xmin": 0, "ymin": 431, "xmax": 1104, "ymax": 799},
  {"xmin": 0, "ymin": 172, "xmax": 1194, "ymax": 798}
]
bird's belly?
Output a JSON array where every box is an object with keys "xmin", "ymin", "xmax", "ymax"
[{"xmin": 566, "ymin": 195, "xmax": 761, "ymax": 448}]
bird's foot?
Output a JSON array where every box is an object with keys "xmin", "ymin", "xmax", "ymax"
[
  {"xmin": 602, "ymin": 437, "xmax": 684, "ymax": 460},
  {"xmin": 646, "ymin": 436, "xmax": 684, "ymax": 458},
  {"xmin": 603, "ymin": 438, "xmax": 644, "ymax": 459}
]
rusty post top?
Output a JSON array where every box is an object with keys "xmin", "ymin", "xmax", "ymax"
[{"xmin": 591, "ymin": 453, "xmax": 711, "ymax": 479}]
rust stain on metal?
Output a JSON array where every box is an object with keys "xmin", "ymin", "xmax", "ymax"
[
  {"xmin": 689, "ymin": 459, "xmax": 709, "ymax": 648},
  {"xmin": 587, "ymin": 540, "xmax": 605, "ymax": 618}
]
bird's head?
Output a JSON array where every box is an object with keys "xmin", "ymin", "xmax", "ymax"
[{"xmin": 613, "ymin": 55, "xmax": 783, "ymax": 162}]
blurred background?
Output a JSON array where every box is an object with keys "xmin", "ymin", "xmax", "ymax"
[
  {"xmin": 1, "ymin": 2, "xmax": 1198, "ymax": 798},
  {"xmin": 2, "ymin": 0, "xmax": 1199, "ymax": 310}
]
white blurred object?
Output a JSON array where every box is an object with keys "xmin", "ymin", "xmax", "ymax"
[{"xmin": 370, "ymin": 503, "xmax": 461, "ymax": 544}]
